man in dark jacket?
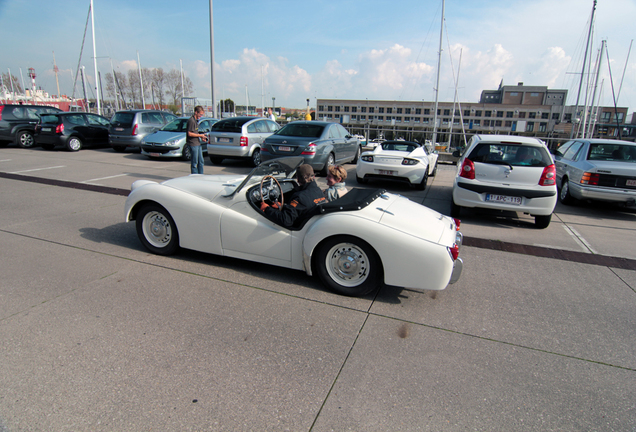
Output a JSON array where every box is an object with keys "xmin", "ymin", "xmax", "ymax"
[{"xmin": 260, "ymin": 164, "xmax": 326, "ymax": 227}]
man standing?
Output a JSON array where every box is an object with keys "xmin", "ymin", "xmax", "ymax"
[{"xmin": 186, "ymin": 105, "xmax": 209, "ymax": 174}]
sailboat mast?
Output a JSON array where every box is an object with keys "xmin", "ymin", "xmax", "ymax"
[
  {"xmin": 90, "ymin": 0, "xmax": 100, "ymax": 115},
  {"xmin": 570, "ymin": 0, "xmax": 596, "ymax": 139},
  {"xmin": 53, "ymin": 51, "xmax": 61, "ymax": 98},
  {"xmin": 431, "ymin": 0, "xmax": 444, "ymax": 146}
]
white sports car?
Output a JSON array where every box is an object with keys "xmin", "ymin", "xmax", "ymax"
[
  {"xmin": 124, "ymin": 156, "xmax": 463, "ymax": 297},
  {"xmin": 356, "ymin": 140, "xmax": 437, "ymax": 190}
]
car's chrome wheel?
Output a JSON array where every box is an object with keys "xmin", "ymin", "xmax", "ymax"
[
  {"xmin": 315, "ymin": 236, "xmax": 382, "ymax": 296},
  {"xmin": 559, "ymin": 179, "xmax": 575, "ymax": 205},
  {"xmin": 66, "ymin": 136, "xmax": 83, "ymax": 152},
  {"xmin": 251, "ymin": 148, "xmax": 261, "ymax": 167},
  {"xmin": 17, "ymin": 131, "xmax": 34, "ymax": 148},
  {"xmin": 136, "ymin": 204, "xmax": 179, "ymax": 255},
  {"xmin": 320, "ymin": 153, "xmax": 335, "ymax": 176}
]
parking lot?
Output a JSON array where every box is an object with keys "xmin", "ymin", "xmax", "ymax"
[{"xmin": 1, "ymin": 145, "xmax": 635, "ymax": 431}]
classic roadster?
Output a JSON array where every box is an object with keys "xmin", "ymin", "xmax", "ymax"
[{"xmin": 124, "ymin": 157, "xmax": 463, "ymax": 296}]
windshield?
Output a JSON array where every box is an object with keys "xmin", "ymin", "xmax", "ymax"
[
  {"xmin": 381, "ymin": 142, "xmax": 419, "ymax": 152},
  {"xmin": 467, "ymin": 143, "xmax": 552, "ymax": 167},
  {"xmin": 225, "ymin": 156, "xmax": 305, "ymax": 198},
  {"xmin": 275, "ymin": 123, "xmax": 324, "ymax": 138},
  {"xmin": 161, "ymin": 118, "xmax": 188, "ymax": 132},
  {"xmin": 587, "ymin": 143, "xmax": 636, "ymax": 162}
]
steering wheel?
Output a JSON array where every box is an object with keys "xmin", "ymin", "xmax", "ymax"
[{"xmin": 260, "ymin": 175, "xmax": 284, "ymax": 207}]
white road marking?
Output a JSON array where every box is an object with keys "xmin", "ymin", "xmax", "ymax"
[
  {"xmin": 562, "ymin": 225, "xmax": 597, "ymax": 254},
  {"xmin": 81, "ymin": 173, "xmax": 128, "ymax": 184},
  {"xmin": 0, "ymin": 159, "xmax": 12, "ymax": 162},
  {"xmin": 9, "ymin": 165, "xmax": 66, "ymax": 174}
]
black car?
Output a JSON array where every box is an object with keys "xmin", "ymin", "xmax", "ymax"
[
  {"xmin": 0, "ymin": 104, "xmax": 63, "ymax": 148},
  {"xmin": 34, "ymin": 112, "xmax": 111, "ymax": 151}
]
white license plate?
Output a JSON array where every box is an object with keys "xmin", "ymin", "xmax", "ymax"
[
  {"xmin": 41, "ymin": 127, "xmax": 52, "ymax": 132},
  {"xmin": 486, "ymin": 194, "xmax": 522, "ymax": 205},
  {"xmin": 115, "ymin": 128, "xmax": 124, "ymax": 132},
  {"xmin": 379, "ymin": 170, "xmax": 396, "ymax": 175},
  {"xmin": 627, "ymin": 179, "xmax": 636, "ymax": 186},
  {"xmin": 218, "ymin": 137, "xmax": 231, "ymax": 143},
  {"xmin": 278, "ymin": 146, "xmax": 291, "ymax": 152},
  {"xmin": 150, "ymin": 153, "xmax": 160, "ymax": 157}
]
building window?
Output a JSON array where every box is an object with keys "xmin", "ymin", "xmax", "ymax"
[
  {"xmin": 526, "ymin": 122, "xmax": 534, "ymax": 132},
  {"xmin": 443, "ymin": 109, "xmax": 450, "ymax": 116},
  {"xmin": 495, "ymin": 120, "xmax": 502, "ymax": 127},
  {"xmin": 378, "ymin": 107, "xmax": 384, "ymax": 113},
  {"xmin": 327, "ymin": 106, "xmax": 333, "ymax": 111},
  {"xmin": 505, "ymin": 121, "xmax": 512, "ymax": 127},
  {"xmin": 361, "ymin": 107, "xmax": 366, "ymax": 113},
  {"xmin": 496, "ymin": 111, "xmax": 504, "ymax": 118},
  {"xmin": 475, "ymin": 110, "xmax": 482, "ymax": 117},
  {"xmin": 335, "ymin": 114, "xmax": 340, "ymax": 118},
  {"xmin": 318, "ymin": 105, "xmax": 324, "ymax": 111},
  {"xmin": 414, "ymin": 117, "xmax": 420, "ymax": 123},
  {"xmin": 335, "ymin": 106, "xmax": 340, "ymax": 112},
  {"xmin": 404, "ymin": 116, "xmax": 410, "ymax": 122},
  {"xmin": 483, "ymin": 120, "xmax": 491, "ymax": 126},
  {"xmin": 529, "ymin": 112, "xmax": 536, "ymax": 119},
  {"xmin": 464, "ymin": 110, "xmax": 470, "ymax": 117},
  {"xmin": 442, "ymin": 118, "xmax": 450, "ymax": 125},
  {"xmin": 564, "ymin": 113, "xmax": 572, "ymax": 122},
  {"xmin": 344, "ymin": 106, "xmax": 349, "ymax": 112},
  {"xmin": 327, "ymin": 114, "xmax": 332, "ymax": 119},
  {"xmin": 405, "ymin": 108, "xmax": 411, "ymax": 114},
  {"xmin": 485, "ymin": 111, "xmax": 492, "ymax": 117},
  {"xmin": 396, "ymin": 117, "xmax": 402, "ymax": 123},
  {"xmin": 360, "ymin": 115, "xmax": 366, "ymax": 121},
  {"xmin": 531, "ymin": 92, "xmax": 539, "ymax": 97},
  {"xmin": 510, "ymin": 92, "xmax": 518, "ymax": 96},
  {"xmin": 552, "ymin": 113, "xmax": 559, "ymax": 121},
  {"xmin": 474, "ymin": 119, "xmax": 481, "ymax": 126},
  {"xmin": 539, "ymin": 122, "xmax": 547, "ymax": 132},
  {"xmin": 422, "ymin": 118, "xmax": 429, "ymax": 124},
  {"xmin": 424, "ymin": 109, "xmax": 430, "ymax": 115},
  {"xmin": 614, "ymin": 112, "xmax": 625, "ymax": 122},
  {"xmin": 386, "ymin": 108, "xmax": 393, "ymax": 114},
  {"xmin": 541, "ymin": 113, "xmax": 549, "ymax": 119},
  {"xmin": 396, "ymin": 108, "xmax": 402, "ymax": 114},
  {"xmin": 368, "ymin": 107, "xmax": 374, "ymax": 114},
  {"xmin": 415, "ymin": 108, "xmax": 421, "ymax": 115},
  {"xmin": 519, "ymin": 112, "xmax": 526, "ymax": 118},
  {"xmin": 506, "ymin": 111, "xmax": 513, "ymax": 118},
  {"xmin": 378, "ymin": 115, "xmax": 384, "ymax": 121},
  {"xmin": 351, "ymin": 107, "xmax": 357, "ymax": 113}
]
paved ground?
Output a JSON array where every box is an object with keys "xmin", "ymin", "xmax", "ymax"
[{"xmin": 0, "ymin": 146, "xmax": 634, "ymax": 431}]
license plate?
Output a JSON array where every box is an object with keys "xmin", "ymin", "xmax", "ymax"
[
  {"xmin": 150, "ymin": 153, "xmax": 160, "ymax": 157},
  {"xmin": 115, "ymin": 128, "xmax": 123, "ymax": 132},
  {"xmin": 486, "ymin": 194, "xmax": 522, "ymax": 205},
  {"xmin": 218, "ymin": 137, "xmax": 231, "ymax": 143},
  {"xmin": 41, "ymin": 127, "xmax": 51, "ymax": 132},
  {"xmin": 379, "ymin": 170, "xmax": 396, "ymax": 175},
  {"xmin": 278, "ymin": 146, "xmax": 291, "ymax": 152},
  {"xmin": 627, "ymin": 179, "xmax": 636, "ymax": 186}
]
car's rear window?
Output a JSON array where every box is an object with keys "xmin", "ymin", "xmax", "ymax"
[
  {"xmin": 39, "ymin": 114, "xmax": 60, "ymax": 124},
  {"xmin": 382, "ymin": 142, "xmax": 419, "ymax": 152},
  {"xmin": 162, "ymin": 118, "xmax": 188, "ymax": 132},
  {"xmin": 275, "ymin": 124, "xmax": 324, "ymax": 138},
  {"xmin": 211, "ymin": 118, "xmax": 252, "ymax": 133},
  {"xmin": 588, "ymin": 143, "xmax": 636, "ymax": 162},
  {"xmin": 468, "ymin": 143, "xmax": 552, "ymax": 167},
  {"xmin": 110, "ymin": 112, "xmax": 135, "ymax": 127}
]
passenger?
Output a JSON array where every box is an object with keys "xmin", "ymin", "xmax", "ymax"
[
  {"xmin": 324, "ymin": 165, "xmax": 349, "ymax": 202},
  {"xmin": 260, "ymin": 164, "xmax": 326, "ymax": 227}
]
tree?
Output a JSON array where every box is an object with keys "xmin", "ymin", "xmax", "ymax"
[
  {"xmin": 165, "ymin": 69, "xmax": 193, "ymax": 106},
  {"xmin": 220, "ymin": 98, "xmax": 234, "ymax": 113},
  {"xmin": 1, "ymin": 72, "xmax": 23, "ymax": 94},
  {"xmin": 127, "ymin": 69, "xmax": 140, "ymax": 108}
]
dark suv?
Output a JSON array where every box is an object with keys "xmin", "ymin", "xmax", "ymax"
[
  {"xmin": 109, "ymin": 109, "xmax": 177, "ymax": 152},
  {"xmin": 0, "ymin": 104, "xmax": 63, "ymax": 148}
]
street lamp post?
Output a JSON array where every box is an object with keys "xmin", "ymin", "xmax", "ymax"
[{"xmin": 272, "ymin": 97, "xmax": 275, "ymax": 117}]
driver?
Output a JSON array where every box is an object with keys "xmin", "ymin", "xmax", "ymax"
[{"xmin": 260, "ymin": 164, "xmax": 326, "ymax": 227}]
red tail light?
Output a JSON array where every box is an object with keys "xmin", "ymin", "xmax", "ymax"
[
  {"xmin": 539, "ymin": 164, "xmax": 556, "ymax": 186},
  {"xmin": 453, "ymin": 218, "xmax": 461, "ymax": 230},
  {"xmin": 55, "ymin": 123, "xmax": 64, "ymax": 134},
  {"xmin": 449, "ymin": 244, "xmax": 459, "ymax": 260},
  {"xmin": 0, "ymin": 105, "xmax": 4, "ymax": 120},
  {"xmin": 240, "ymin": 136, "xmax": 248, "ymax": 147},
  {"xmin": 459, "ymin": 158, "xmax": 475, "ymax": 180},
  {"xmin": 581, "ymin": 172, "xmax": 600, "ymax": 186},
  {"xmin": 131, "ymin": 124, "xmax": 138, "ymax": 136},
  {"xmin": 302, "ymin": 143, "xmax": 316, "ymax": 155}
]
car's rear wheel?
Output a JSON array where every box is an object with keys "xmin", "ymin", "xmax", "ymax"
[
  {"xmin": 431, "ymin": 162, "xmax": 438, "ymax": 176},
  {"xmin": 450, "ymin": 200, "xmax": 461, "ymax": 218},
  {"xmin": 320, "ymin": 153, "xmax": 335, "ymax": 176},
  {"xmin": 17, "ymin": 131, "xmax": 35, "ymax": 148},
  {"xmin": 559, "ymin": 179, "xmax": 575, "ymax": 205},
  {"xmin": 182, "ymin": 144, "xmax": 192, "ymax": 161},
  {"xmin": 351, "ymin": 146, "xmax": 361, "ymax": 164},
  {"xmin": 41, "ymin": 144, "xmax": 55, "ymax": 151},
  {"xmin": 66, "ymin": 136, "xmax": 83, "ymax": 152},
  {"xmin": 356, "ymin": 174, "xmax": 367, "ymax": 184},
  {"xmin": 136, "ymin": 203, "xmax": 180, "ymax": 256},
  {"xmin": 112, "ymin": 145, "xmax": 126, "ymax": 152},
  {"xmin": 535, "ymin": 214, "xmax": 552, "ymax": 229},
  {"xmin": 251, "ymin": 148, "xmax": 261, "ymax": 167},
  {"xmin": 210, "ymin": 156, "xmax": 224, "ymax": 165},
  {"xmin": 414, "ymin": 171, "xmax": 428, "ymax": 190},
  {"xmin": 314, "ymin": 235, "xmax": 382, "ymax": 297}
]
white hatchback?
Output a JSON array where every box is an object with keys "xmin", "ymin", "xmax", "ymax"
[{"xmin": 451, "ymin": 135, "xmax": 557, "ymax": 228}]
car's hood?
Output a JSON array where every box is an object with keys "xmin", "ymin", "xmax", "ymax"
[
  {"xmin": 144, "ymin": 131, "xmax": 185, "ymax": 143},
  {"xmin": 376, "ymin": 193, "xmax": 452, "ymax": 244},
  {"xmin": 583, "ymin": 160, "xmax": 636, "ymax": 176},
  {"xmin": 162, "ymin": 174, "xmax": 248, "ymax": 201}
]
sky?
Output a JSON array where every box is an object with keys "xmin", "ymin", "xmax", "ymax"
[{"xmin": 1, "ymin": 0, "xmax": 635, "ymax": 112}]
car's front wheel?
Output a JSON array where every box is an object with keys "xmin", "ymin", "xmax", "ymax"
[
  {"xmin": 66, "ymin": 136, "xmax": 83, "ymax": 152},
  {"xmin": 182, "ymin": 144, "xmax": 192, "ymax": 161},
  {"xmin": 136, "ymin": 203, "xmax": 180, "ymax": 256},
  {"xmin": 314, "ymin": 236, "xmax": 382, "ymax": 297},
  {"xmin": 535, "ymin": 214, "xmax": 552, "ymax": 229},
  {"xmin": 17, "ymin": 131, "xmax": 35, "ymax": 148}
]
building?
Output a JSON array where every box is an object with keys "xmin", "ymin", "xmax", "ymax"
[{"xmin": 316, "ymin": 82, "xmax": 631, "ymax": 148}]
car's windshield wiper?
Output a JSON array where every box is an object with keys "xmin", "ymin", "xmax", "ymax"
[{"xmin": 487, "ymin": 160, "xmax": 513, "ymax": 170}]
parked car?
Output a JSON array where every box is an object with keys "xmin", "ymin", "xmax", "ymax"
[
  {"xmin": 0, "ymin": 104, "xmax": 63, "ymax": 148},
  {"xmin": 261, "ymin": 121, "xmax": 361, "ymax": 176},
  {"xmin": 451, "ymin": 134, "xmax": 557, "ymax": 228},
  {"xmin": 124, "ymin": 156, "xmax": 463, "ymax": 297},
  {"xmin": 552, "ymin": 138, "xmax": 636, "ymax": 206},
  {"xmin": 356, "ymin": 140, "xmax": 431, "ymax": 190},
  {"xmin": 140, "ymin": 117, "xmax": 218, "ymax": 160},
  {"xmin": 109, "ymin": 109, "xmax": 177, "ymax": 152},
  {"xmin": 207, "ymin": 116, "xmax": 279, "ymax": 167},
  {"xmin": 34, "ymin": 112, "xmax": 111, "ymax": 151}
]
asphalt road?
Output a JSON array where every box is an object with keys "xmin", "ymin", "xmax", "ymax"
[{"xmin": 0, "ymin": 145, "xmax": 635, "ymax": 431}]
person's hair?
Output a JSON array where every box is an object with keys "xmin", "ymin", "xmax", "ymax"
[
  {"xmin": 328, "ymin": 165, "xmax": 347, "ymax": 182},
  {"xmin": 194, "ymin": 105, "xmax": 204, "ymax": 114},
  {"xmin": 296, "ymin": 164, "xmax": 315, "ymax": 185}
]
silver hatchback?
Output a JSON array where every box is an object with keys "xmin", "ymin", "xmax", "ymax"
[
  {"xmin": 109, "ymin": 109, "xmax": 177, "ymax": 152},
  {"xmin": 207, "ymin": 116, "xmax": 279, "ymax": 167}
]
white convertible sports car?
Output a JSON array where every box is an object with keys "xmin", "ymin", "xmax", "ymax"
[
  {"xmin": 124, "ymin": 156, "xmax": 463, "ymax": 297},
  {"xmin": 356, "ymin": 140, "xmax": 437, "ymax": 190}
]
